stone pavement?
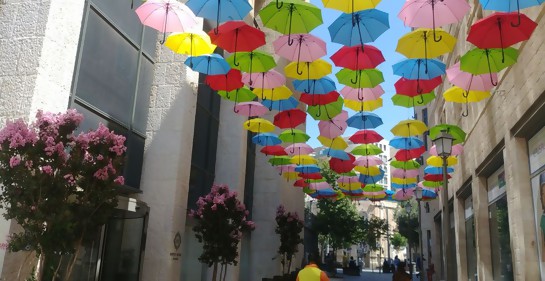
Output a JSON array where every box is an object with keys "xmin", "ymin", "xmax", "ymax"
[{"xmin": 329, "ymin": 270, "xmax": 420, "ymax": 281}]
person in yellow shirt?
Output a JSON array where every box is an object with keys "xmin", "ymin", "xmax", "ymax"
[{"xmin": 297, "ymin": 253, "xmax": 330, "ymax": 281}]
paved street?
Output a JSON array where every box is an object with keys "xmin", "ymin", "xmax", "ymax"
[{"xmin": 329, "ymin": 270, "xmax": 420, "ymax": 281}]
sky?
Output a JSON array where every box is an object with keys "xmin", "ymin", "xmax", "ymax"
[{"xmin": 305, "ymin": 0, "xmax": 411, "ymax": 148}]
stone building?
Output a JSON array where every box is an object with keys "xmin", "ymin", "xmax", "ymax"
[
  {"xmin": 417, "ymin": 2, "xmax": 545, "ymax": 281},
  {"xmin": 0, "ymin": 0, "xmax": 303, "ymax": 280}
]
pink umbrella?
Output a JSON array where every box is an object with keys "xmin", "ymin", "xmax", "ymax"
[
  {"xmin": 353, "ymin": 156, "xmax": 383, "ymax": 167},
  {"xmin": 234, "ymin": 101, "xmax": 269, "ymax": 117},
  {"xmin": 318, "ymin": 110, "xmax": 348, "ymax": 138},
  {"xmin": 446, "ymin": 62, "xmax": 497, "ymax": 92},
  {"xmin": 273, "ymin": 34, "xmax": 327, "ymax": 64},
  {"xmin": 309, "ymin": 181, "xmax": 331, "ymax": 190},
  {"xmin": 340, "ymin": 85, "xmax": 385, "ymax": 101},
  {"xmin": 393, "ymin": 188, "xmax": 414, "ymax": 201},
  {"xmin": 391, "ymin": 168, "xmax": 420, "ymax": 178},
  {"xmin": 135, "ymin": 0, "xmax": 198, "ymax": 43},
  {"xmin": 275, "ymin": 164, "xmax": 296, "ymax": 174},
  {"xmin": 241, "ymin": 70, "xmax": 285, "ymax": 89},
  {"xmin": 429, "ymin": 143, "xmax": 464, "ymax": 156},
  {"xmin": 337, "ymin": 175, "xmax": 360, "ymax": 184},
  {"xmin": 285, "ymin": 143, "xmax": 314, "ymax": 156}
]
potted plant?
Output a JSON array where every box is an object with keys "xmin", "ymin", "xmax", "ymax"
[{"xmin": 274, "ymin": 205, "xmax": 303, "ymax": 280}]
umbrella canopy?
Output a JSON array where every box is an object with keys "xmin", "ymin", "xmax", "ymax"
[
  {"xmin": 393, "ymin": 188, "xmax": 414, "ymax": 201},
  {"xmin": 389, "ymin": 137, "xmax": 424, "ymax": 149},
  {"xmin": 300, "ymin": 91, "xmax": 341, "ymax": 106},
  {"xmin": 446, "ymin": 62, "xmax": 497, "ymax": 92},
  {"xmin": 259, "ymin": 0, "xmax": 323, "ymax": 41},
  {"xmin": 427, "ymin": 156, "xmax": 458, "ymax": 167},
  {"xmin": 397, "ymin": 28, "xmax": 457, "ymax": 59},
  {"xmin": 285, "ymin": 143, "xmax": 314, "ymax": 156},
  {"xmin": 217, "ymin": 87, "xmax": 257, "ymax": 102},
  {"xmin": 355, "ymin": 166, "xmax": 383, "ymax": 176},
  {"xmin": 253, "ymin": 133, "xmax": 282, "ymax": 146},
  {"xmin": 208, "ymin": 21, "xmax": 265, "ymax": 53},
  {"xmin": 227, "ymin": 50, "xmax": 277, "ymax": 73},
  {"xmin": 392, "ymin": 58, "xmax": 446, "ymax": 80},
  {"xmin": 391, "ymin": 160, "xmax": 421, "ymax": 170},
  {"xmin": 443, "ymin": 86, "xmax": 491, "ymax": 116},
  {"xmin": 261, "ymin": 145, "xmax": 288, "ymax": 156},
  {"xmin": 398, "ymin": 0, "xmax": 470, "ymax": 34},
  {"xmin": 276, "ymin": 164, "xmax": 297, "ymax": 174},
  {"xmin": 284, "ymin": 59, "xmax": 332, "ymax": 80},
  {"xmin": 331, "ymin": 44, "xmax": 385, "ymax": 70},
  {"xmin": 467, "ymin": 12, "xmax": 537, "ymax": 51},
  {"xmin": 273, "ymin": 109, "xmax": 307, "ymax": 129},
  {"xmin": 294, "ymin": 179, "xmax": 310, "ymax": 187},
  {"xmin": 294, "ymin": 165, "xmax": 321, "ymax": 174},
  {"xmin": 322, "ymin": 0, "xmax": 381, "ymax": 13},
  {"xmin": 347, "ymin": 112, "xmax": 383, "ymax": 129},
  {"xmin": 479, "ymin": 0, "xmax": 545, "ymax": 20},
  {"xmin": 234, "ymin": 102, "xmax": 268, "ymax": 117},
  {"xmin": 391, "ymin": 120, "xmax": 428, "ymax": 137},
  {"xmin": 424, "ymin": 166, "xmax": 454, "ymax": 175},
  {"xmin": 299, "ymin": 173, "xmax": 323, "ymax": 180},
  {"xmin": 359, "ymin": 171, "xmax": 385, "ymax": 183},
  {"xmin": 293, "ymin": 77, "xmax": 337, "ymax": 94},
  {"xmin": 340, "ymin": 85, "xmax": 385, "ymax": 101},
  {"xmin": 242, "ymin": 70, "xmax": 286, "ymax": 89},
  {"xmin": 362, "ymin": 184, "xmax": 385, "ymax": 193},
  {"xmin": 336, "ymin": 68, "xmax": 384, "ymax": 88},
  {"xmin": 391, "ymin": 168, "xmax": 420, "ymax": 178},
  {"xmin": 350, "ymin": 130, "xmax": 384, "ymax": 144},
  {"xmin": 352, "ymin": 144, "xmax": 383, "ymax": 156},
  {"xmin": 318, "ymin": 111, "xmax": 348, "ymax": 139},
  {"xmin": 135, "ymin": 0, "xmax": 198, "ymax": 42},
  {"xmin": 460, "ymin": 48, "xmax": 518, "ymax": 86},
  {"xmin": 317, "ymin": 136, "xmax": 348, "ymax": 150},
  {"xmin": 262, "ymin": 97, "xmax": 299, "ymax": 111},
  {"xmin": 273, "ymin": 33, "xmax": 327, "ymax": 64},
  {"xmin": 165, "ymin": 31, "xmax": 216, "ymax": 56},
  {"xmin": 186, "ymin": 0, "xmax": 252, "ymax": 29},
  {"xmin": 321, "ymin": 148, "xmax": 350, "ymax": 160},
  {"xmin": 185, "ymin": 54, "xmax": 231, "ymax": 75},
  {"xmin": 429, "ymin": 124, "xmax": 467, "ymax": 145},
  {"xmin": 395, "ymin": 146, "xmax": 426, "ymax": 161},
  {"xmin": 291, "ymin": 155, "xmax": 318, "ymax": 165},
  {"xmin": 205, "ymin": 69, "xmax": 244, "ymax": 91},
  {"xmin": 429, "ymin": 143, "xmax": 464, "ymax": 156},
  {"xmin": 424, "ymin": 173, "xmax": 452, "ymax": 181},
  {"xmin": 392, "ymin": 92, "xmax": 436, "ymax": 108},
  {"xmin": 344, "ymin": 98, "xmax": 383, "ymax": 112},
  {"xmin": 354, "ymin": 155, "xmax": 384, "ymax": 167},
  {"xmin": 243, "ymin": 118, "xmax": 276, "ymax": 133},
  {"xmin": 391, "ymin": 177, "xmax": 418, "ymax": 185},
  {"xmin": 330, "ymin": 154, "xmax": 356, "ymax": 173},
  {"xmin": 269, "ymin": 156, "xmax": 292, "ymax": 166},
  {"xmin": 279, "ymin": 129, "xmax": 311, "ymax": 143},
  {"xmin": 328, "ymin": 9, "xmax": 390, "ymax": 46},
  {"xmin": 254, "ymin": 86, "xmax": 293, "ymax": 101},
  {"xmin": 394, "ymin": 77, "xmax": 443, "ymax": 96},
  {"xmin": 307, "ymin": 97, "xmax": 344, "ymax": 121}
]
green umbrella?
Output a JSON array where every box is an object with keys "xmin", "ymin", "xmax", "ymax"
[
  {"xmin": 351, "ymin": 144, "xmax": 382, "ymax": 156},
  {"xmin": 307, "ymin": 96, "xmax": 344, "ymax": 121},
  {"xmin": 217, "ymin": 87, "xmax": 257, "ymax": 102},
  {"xmin": 335, "ymin": 68, "xmax": 384, "ymax": 88},
  {"xmin": 269, "ymin": 156, "xmax": 292, "ymax": 166},
  {"xmin": 392, "ymin": 92, "xmax": 436, "ymax": 108},
  {"xmin": 422, "ymin": 180, "xmax": 443, "ymax": 188},
  {"xmin": 429, "ymin": 124, "xmax": 466, "ymax": 145},
  {"xmin": 279, "ymin": 129, "xmax": 311, "ymax": 143},
  {"xmin": 226, "ymin": 50, "xmax": 277, "ymax": 73},
  {"xmin": 362, "ymin": 184, "xmax": 384, "ymax": 193},
  {"xmin": 390, "ymin": 160, "xmax": 421, "ymax": 170},
  {"xmin": 460, "ymin": 47, "xmax": 518, "ymax": 86},
  {"xmin": 259, "ymin": 0, "xmax": 322, "ymax": 45}
]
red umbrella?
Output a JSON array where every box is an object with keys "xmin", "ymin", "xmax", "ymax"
[
  {"xmin": 260, "ymin": 145, "xmax": 288, "ymax": 156},
  {"xmin": 300, "ymin": 91, "xmax": 340, "ymax": 106},
  {"xmin": 299, "ymin": 173, "xmax": 323, "ymax": 180},
  {"xmin": 208, "ymin": 21, "xmax": 265, "ymax": 53},
  {"xmin": 349, "ymin": 130, "xmax": 383, "ymax": 144},
  {"xmin": 330, "ymin": 44, "xmax": 385, "ymax": 70},
  {"xmin": 424, "ymin": 173, "xmax": 452, "ymax": 181},
  {"xmin": 394, "ymin": 77, "xmax": 443, "ymax": 96},
  {"xmin": 273, "ymin": 109, "xmax": 306, "ymax": 129},
  {"xmin": 394, "ymin": 146, "xmax": 426, "ymax": 161},
  {"xmin": 467, "ymin": 12, "xmax": 537, "ymax": 63},
  {"xmin": 205, "ymin": 69, "xmax": 244, "ymax": 91},
  {"xmin": 294, "ymin": 179, "xmax": 309, "ymax": 188},
  {"xmin": 329, "ymin": 153, "xmax": 356, "ymax": 174}
]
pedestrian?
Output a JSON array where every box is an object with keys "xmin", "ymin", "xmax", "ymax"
[
  {"xmin": 427, "ymin": 262, "xmax": 435, "ymax": 281},
  {"xmin": 392, "ymin": 261, "xmax": 411, "ymax": 281},
  {"xmin": 297, "ymin": 253, "xmax": 330, "ymax": 281},
  {"xmin": 394, "ymin": 255, "xmax": 400, "ymax": 270}
]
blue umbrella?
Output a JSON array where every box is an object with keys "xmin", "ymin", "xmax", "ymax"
[
  {"xmin": 320, "ymin": 148, "xmax": 350, "ymax": 160},
  {"xmin": 252, "ymin": 133, "xmax": 282, "ymax": 146},
  {"xmin": 422, "ymin": 189, "xmax": 438, "ymax": 198},
  {"xmin": 292, "ymin": 77, "xmax": 337, "ymax": 94},
  {"xmin": 185, "ymin": 54, "xmax": 231, "ymax": 75},
  {"xmin": 479, "ymin": 0, "xmax": 544, "ymax": 26},
  {"xmin": 262, "ymin": 97, "xmax": 299, "ymax": 111},
  {"xmin": 295, "ymin": 165, "xmax": 321, "ymax": 174},
  {"xmin": 347, "ymin": 112, "xmax": 383, "ymax": 129},
  {"xmin": 389, "ymin": 137, "xmax": 424, "ymax": 150},
  {"xmin": 359, "ymin": 169, "xmax": 385, "ymax": 184},
  {"xmin": 186, "ymin": 0, "xmax": 252, "ymax": 32},
  {"xmin": 392, "ymin": 183, "xmax": 417, "ymax": 189},
  {"xmin": 424, "ymin": 166, "xmax": 454, "ymax": 175},
  {"xmin": 328, "ymin": 9, "xmax": 390, "ymax": 47},
  {"xmin": 385, "ymin": 189, "xmax": 395, "ymax": 196},
  {"xmin": 392, "ymin": 59, "xmax": 446, "ymax": 79}
]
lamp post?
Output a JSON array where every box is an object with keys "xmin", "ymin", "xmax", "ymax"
[
  {"xmin": 415, "ymin": 185, "xmax": 424, "ymax": 281},
  {"xmin": 432, "ymin": 130, "xmax": 454, "ymax": 280},
  {"xmin": 405, "ymin": 202, "xmax": 413, "ymax": 275}
]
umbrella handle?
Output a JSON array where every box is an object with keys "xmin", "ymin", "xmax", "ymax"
[
  {"xmin": 233, "ymin": 105, "xmax": 240, "ymax": 113},
  {"xmin": 417, "ymin": 94, "xmax": 425, "ymax": 104},
  {"xmin": 462, "ymin": 101, "xmax": 469, "ymax": 117},
  {"xmin": 433, "ymin": 31, "xmax": 442, "ymax": 43},
  {"xmin": 511, "ymin": 0, "xmax": 521, "ymax": 27},
  {"xmin": 233, "ymin": 52, "xmax": 240, "ymax": 66},
  {"xmin": 358, "ymin": 88, "xmax": 364, "ymax": 101},
  {"xmin": 276, "ymin": 0, "xmax": 284, "ymax": 9},
  {"xmin": 485, "ymin": 50, "xmax": 498, "ymax": 86},
  {"xmin": 297, "ymin": 63, "xmax": 304, "ymax": 75},
  {"xmin": 316, "ymin": 105, "xmax": 322, "ymax": 117},
  {"xmin": 350, "ymin": 71, "xmax": 359, "ymax": 84}
]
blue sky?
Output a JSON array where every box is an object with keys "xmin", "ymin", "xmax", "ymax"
[{"xmin": 305, "ymin": 0, "xmax": 411, "ymax": 148}]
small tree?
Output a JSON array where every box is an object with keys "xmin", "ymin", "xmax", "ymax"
[
  {"xmin": 275, "ymin": 205, "xmax": 304, "ymax": 275},
  {"xmin": 0, "ymin": 109, "xmax": 127, "ymax": 281},
  {"xmin": 361, "ymin": 217, "xmax": 388, "ymax": 252},
  {"xmin": 189, "ymin": 184, "xmax": 255, "ymax": 281},
  {"xmin": 391, "ymin": 232, "xmax": 408, "ymax": 251}
]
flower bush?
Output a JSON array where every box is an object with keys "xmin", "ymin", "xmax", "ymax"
[
  {"xmin": 189, "ymin": 184, "xmax": 255, "ymax": 281},
  {"xmin": 0, "ymin": 109, "xmax": 126, "ymax": 280},
  {"xmin": 275, "ymin": 204, "xmax": 304, "ymax": 274}
]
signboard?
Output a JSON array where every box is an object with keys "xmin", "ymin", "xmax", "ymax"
[{"xmin": 529, "ymin": 126, "xmax": 545, "ymax": 174}]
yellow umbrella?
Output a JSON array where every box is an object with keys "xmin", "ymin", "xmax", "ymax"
[
  {"xmin": 165, "ymin": 31, "xmax": 217, "ymax": 56},
  {"xmin": 322, "ymin": 0, "xmax": 380, "ymax": 13},
  {"xmin": 338, "ymin": 182, "xmax": 362, "ymax": 190},
  {"xmin": 364, "ymin": 193, "xmax": 387, "ymax": 200},
  {"xmin": 391, "ymin": 177, "xmax": 418, "ymax": 185},
  {"xmin": 396, "ymin": 28, "xmax": 456, "ymax": 59},
  {"xmin": 253, "ymin": 85, "xmax": 293, "ymax": 101},
  {"xmin": 391, "ymin": 119, "xmax": 428, "ymax": 137},
  {"xmin": 344, "ymin": 98, "xmax": 383, "ymax": 111},
  {"xmin": 354, "ymin": 165, "xmax": 381, "ymax": 176},
  {"xmin": 242, "ymin": 118, "xmax": 275, "ymax": 133},
  {"xmin": 291, "ymin": 155, "xmax": 318, "ymax": 165},
  {"xmin": 427, "ymin": 155, "xmax": 458, "ymax": 167},
  {"xmin": 284, "ymin": 59, "xmax": 332, "ymax": 80},
  {"xmin": 317, "ymin": 135, "xmax": 348, "ymax": 150},
  {"xmin": 443, "ymin": 86, "xmax": 491, "ymax": 117},
  {"xmin": 282, "ymin": 172, "xmax": 299, "ymax": 181}
]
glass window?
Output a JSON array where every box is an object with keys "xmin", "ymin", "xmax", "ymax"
[
  {"xmin": 134, "ymin": 57, "xmax": 154, "ymax": 133},
  {"xmin": 465, "ymin": 196, "xmax": 477, "ymax": 281},
  {"xmin": 93, "ymin": 0, "xmax": 143, "ymax": 43},
  {"xmin": 488, "ymin": 195, "xmax": 514, "ymax": 281}
]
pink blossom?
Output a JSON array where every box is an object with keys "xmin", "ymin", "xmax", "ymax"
[
  {"xmin": 9, "ymin": 155, "xmax": 21, "ymax": 168},
  {"xmin": 114, "ymin": 176, "xmax": 124, "ymax": 185},
  {"xmin": 211, "ymin": 204, "xmax": 217, "ymax": 211},
  {"xmin": 25, "ymin": 160, "xmax": 33, "ymax": 169},
  {"xmin": 97, "ymin": 154, "xmax": 104, "ymax": 161},
  {"xmin": 64, "ymin": 174, "xmax": 76, "ymax": 186},
  {"xmin": 41, "ymin": 165, "xmax": 53, "ymax": 175},
  {"xmin": 93, "ymin": 167, "xmax": 109, "ymax": 180}
]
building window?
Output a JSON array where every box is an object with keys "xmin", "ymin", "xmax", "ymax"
[
  {"xmin": 464, "ymin": 196, "xmax": 477, "ymax": 281},
  {"xmin": 528, "ymin": 126, "xmax": 545, "ymax": 279}
]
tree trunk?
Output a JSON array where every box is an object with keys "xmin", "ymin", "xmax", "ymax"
[
  {"xmin": 63, "ymin": 232, "xmax": 85, "ymax": 281},
  {"xmin": 222, "ymin": 263, "xmax": 228, "ymax": 281},
  {"xmin": 212, "ymin": 262, "xmax": 218, "ymax": 281},
  {"xmin": 287, "ymin": 257, "xmax": 292, "ymax": 274}
]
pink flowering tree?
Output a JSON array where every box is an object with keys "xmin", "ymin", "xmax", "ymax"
[
  {"xmin": 275, "ymin": 205, "xmax": 304, "ymax": 275},
  {"xmin": 0, "ymin": 109, "xmax": 126, "ymax": 281},
  {"xmin": 189, "ymin": 184, "xmax": 255, "ymax": 281}
]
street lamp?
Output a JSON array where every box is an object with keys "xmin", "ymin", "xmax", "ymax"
[
  {"xmin": 432, "ymin": 130, "xmax": 454, "ymax": 280},
  {"xmin": 414, "ymin": 185, "xmax": 424, "ymax": 281}
]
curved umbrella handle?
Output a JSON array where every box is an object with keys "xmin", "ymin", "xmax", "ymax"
[
  {"xmin": 490, "ymin": 73, "xmax": 498, "ymax": 86},
  {"xmin": 233, "ymin": 105, "xmax": 240, "ymax": 113},
  {"xmin": 358, "ymin": 88, "xmax": 364, "ymax": 101},
  {"xmin": 511, "ymin": 0, "xmax": 522, "ymax": 27},
  {"xmin": 462, "ymin": 101, "xmax": 469, "ymax": 117},
  {"xmin": 417, "ymin": 94, "xmax": 425, "ymax": 104},
  {"xmin": 330, "ymin": 120, "xmax": 343, "ymax": 131},
  {"xmin": 297, "ymin": 63, "xmax": 304, "ymax": 75},
  {"xmin": 233, "ymin": 52, "xmax": 240, "ymax": 67},
  {"xmin": 276, "ymin": 0, "xmax": 284, "ymax": 9},
  {"xmin": 484, "ymin": 50, "xmax": 498, "ymax": 86},
  {"xmin": 316, "ymin": 105, "xmax": 322, "ymax": 117},
  {"xmin": 433, "ymin": 31, "xmax": 442, "ymax": 43},
  {"xmin": 351, "ymin": 71, "xmax": 359, "ymax": 84}
]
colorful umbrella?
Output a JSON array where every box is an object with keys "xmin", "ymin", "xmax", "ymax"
[
  {"xmin": 391, "ymin": 168, "xmax": 420, "ymax": 178},
  {"xmin": 391, "ymin": 160, "xmax": 421, "ymax": 170},
  {"xmin": 243, "ymin": 118, "xmax": 276, "ymax": 133},
  {"xmin": 329, "ymin": 154, "xmax": 356, "ymax": 173},
  {"xmin": 184, "ymin": 54, "xmax": 231, "ymax": 75},
  {"xmin": 269, "ymin": 156, "xmax": 292, "ymax": 166},
  {"xmin": 328, "ymin": 9, "xmax": 390, "ymax": 46},
  {"xmin": 344, "ymin": 98, "xmax": 383, "ymax": 112},
  {"xmin": 340, "ymin": 85, "xmax": 385, "ymax": 101},
  {"xmin": 446, "ymin": 62, "xmax": 497, "ymax": 92},
  {"xmin": 135, "ymin": 0, "xmax": 198, "ymax": 43},
  {"xmin": 295, "ymin": 165, "xmax": 321, "ymax": 174},
  {"xmin": 294, "ymin": 179, "xmax": 310, "ymax": 188},
  {"xmin": 429, "ymin": 124, "xmax": 467, "ymax": 145},
  {"xmin": 299, "ymin": 173, "xmax": 323, "ymax": 180},
  {"xmin": 322, "ymin": 0, "xmax": 381, "ymax": 13},
  {"xmin": 396, "ymin": 28, "xmax": 456, "ymax": 59},
  {"xmin": 208, "ymin": 21, "xmax": 266, "ymax": 53},
  {"xmin": 234, "ymin": 101, "xmax": 268, "ymax": 116},
  {"xmin": 352, "ymin": 144, "xmax": 383, "ymax": 156},
  {"xmin": 300, "ymin": 91, "xmax": 341, "ymax": 106},
  {"xmin": 318, "ymin": 111, "xmax": 348, "ymax": 139},
  {"xmin": 276, "ymin": 164, "xmax": 297, "ymax": 174},
  {"xmin": 227, "ymin": 50, "xmax": 277, "ymax": 74},
  {"xmin": 347, "ymin": 112, "xmax": 383, "ymax": 129},
  {"xmin": 354, "ymin": 155, "xmax": 384, "ymax": 167},
  {"xmin": 331, "ymin": 44, "xmax": 385, "ymax": 70},
  {"xmin": 359, "ymin": 171, "xmax": 385, "ymax": 183},
  {"xmin": 217, "ymin": 87, "xmax": 257, "ymax": 103},
  {"xmin": 285, "ymin": 143, "xmax": 314, "ymax": 156},
  {"xmin": 253, "ymin": 133, "xmax": 282, "ymax": 146},
  {"xmin": 186, "ymin": 0, "xmax": 252, "ymax": 31},
  {"xmin": 274, "ymin": 109, "xmax": 307, "ymax": 129},
  {"xmin": 307, "ymin": 97, "xmax": 344, "ymax": 121},
  {"xmin": 427, "ymin": 155, "xmax": 458, "ymax": 167},
  {"xmin": 424, "ymin": 173, "xmax": 452, "ymax": 181},
  {"xmin": 429, "ymin": 143, "xmax": 464, "ymax": 156},
  {"xmin": 262, "ymin": 97, "xmax": 299, "ymax": 111},
  {"xmin": 291, "ymin": 155, "xmax": 318, "ymax": 165},
  {"xmin": 479, "ymin": 0, "xmax": 544, "ymax": 26},
  {"xmin": 336, "ymin": 68, "xmax": 384, "ymax": 88},
  {"xmin": 254, "ymin": 86, "xmax": 293, "ymax": 101},
  {"xmin": 394, "ymin": 77, "xmax": 443, "ymax": 96},
  {"xmin": 242, "ymin": 70, "xmax": 286, "ymax": 89},
  {"xmin": 205, "ymin": 69, "xmax": 243, "ymax": 91},
  {"xmin": 362, "ymin": 184, "xmax": 385, "ymax": 193},
  {"xmin": 165, "ymin": 31, "xmax": 216, "ymax": 56},
  {"xmin": 393, "ymin": 188, "xmax": 414, "ymax": 201},
  {"xmin": 349, "ymin": 130, "xmax": 383, "ymax": 144},
  {"xmin": 392, "ymin": 92, "xmax": 436, "ymax": 108},
  {"xmin": 391, "ymin": 120, "xmax": 428, "ymax": 137},
  {"xmin": 443, "ymin": 86, "xmax": 491, "ymax": 117},
  {"xmin": 460, "ymin": 47, "xmax": 518, "ymax": 86},
  {"xmin": 391, "ymin": 183, "xmax": 417, "ymax": 189},
  {"xmin": 355, "ymin": 165, "xmax": 383, "ymax": 176},
  {"xmin": 420, "ymin": 180, "xmax": 444, "ymax": 188},
  {"xmin": 389, "ymin": 136, "xmax": 424, "ymax": 149},
  {"xmin": 392, "ymin": 58, "xmax": 446, "ymax": 79},
  {"xmin": 279, "ymin": 129, "xmax": 310, "ymax": 143},
  {"xmin": 261, "ymin": 145, "xmax": 288, "ymax": 156},
  {"xmin": 293, "ymin": 77, "xmax": 337, "ymax": 94},
  {"xmin": 395, "ymin": 146, "xmax": 426, "ymax": 161},
  {"xmin": 321, "ymin": 148, "xmax": 350, "ymax": 160},
  {"xmin": 317, "ymin": 136, "xmax": 348, "ymax": 150},
  {"xmin": 284, "ymin": 59, "xmax": 332, "ymax": 80},
  {"xmin": 273, "ymin": 34, "xmax": 327, "ymax": 66},
  {"xmin": 424, "ymin": 166, "xmax": 454, "ymax": 175},
  {"xmin": 391, "ymin": 177, "xmax": 418, "ymax": 185}
]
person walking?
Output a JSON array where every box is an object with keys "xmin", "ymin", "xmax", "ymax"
[
  {"xmin": 392, "ymin": 261, "xmax": 411, "ymax": 281},
  {"xmin": 297, "ymin": 253, "xmax": 330, "ymax": 281}
]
